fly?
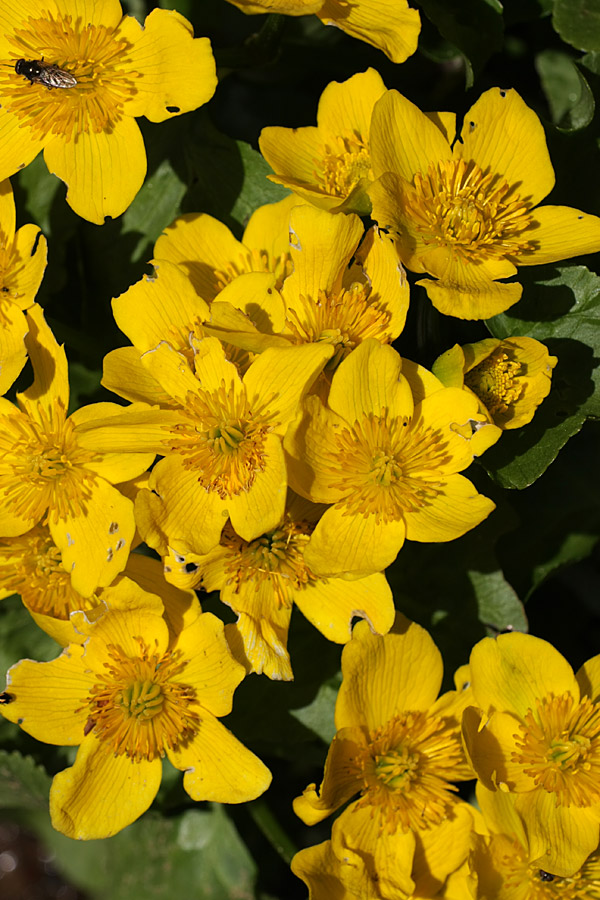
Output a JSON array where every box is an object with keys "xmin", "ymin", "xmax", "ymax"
[{"xmin": 15, "ymin": 58, "xmax": 77, "ymax": 90}]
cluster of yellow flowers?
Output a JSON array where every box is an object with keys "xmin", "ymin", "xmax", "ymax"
[{"xmin": 0, "ymin": 0, "xmax": 598, "ymax": 896}]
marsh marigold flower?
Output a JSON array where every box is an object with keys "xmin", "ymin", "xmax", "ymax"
[
  {"xmin": 284, "ymin": 338, "xmax": 497, "ymax": 577},
  {"xmin": 0, "ymin": 304, "xmax": 154, "ymax": 596},
  {"xmin": 0, "ymin": 179, "xmax": 47, "ymax": 394},
  {"xmin": 432, "ymin": 337, "xmax": 557, "ymax": 430},
  {"xmin": 0, "ymin": 577, "xmax": 271, "ymax": 839},
  {"xmin": 225, "ymin": 0, "xmax": 420, "ymax": 63},
  {"xmin": 369, "ymin": 87, "xmax": 600, "ymax": 319},
  {"xmin": 156, "ymin": 491, "xmax": 395, "ymax": 682},
  {"xmin": 294, "ymin": 615, "xmax": 474, "ymax": 859},
  {"xmin": 463, "ymin": 632, "xmax": 600, "ymax": 876},
  {"xmin": 471, "ymin": 783, "xmax": 600, "ymax": 898},
  {"xmin": 0, "ymin": 2, "xmax": 217, "ymax": 223},
  {"xmin": 260, "ymin": 69, "xmax": 387, "ymax": 214}
]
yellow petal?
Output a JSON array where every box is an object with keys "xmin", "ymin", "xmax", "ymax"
[
  {"xmin": 577, "ymin": 654, "xmax": 600, "ymax": 701},
  {"xmin": 228, "ymin": 432, "xmax": 288, "ymax": 541},
  {"xmin": 412, "ymin": 802, "xmax": 475, "ymax": 895},
  {"xmin": 370, "ymin": 89, "xmax": 452, "ymax": 182},
  {"xmin": 403, "ymin": 473, "xmax": 495, "ymax": 543},
  {"xmin": 50, "ymin": 477, "xmax": 135, "ymax": 596},
  {"xmin": 456, "ymin": 88, "xmax": 555, "ymax": 208},
  {"xmin": 335, "ymin": 615, "xmax": 444, "ymax": 731},
  {"xmin": 517, "ymin": 204, "xmax": 600, "ymax": 265},
  {"xmin": 224, "ymin": 0, "xmax": 322, "ymax": 15},
  {"xmin": 327, "ymin": 339, "xmax": 413, "ymax": 425},
  {"xmin": 469, "ymin": 632, "xmax": 580, "ymax": 719},
  {"xmin": 216, "ymin": 271, "xmax": 285, "ymax": 334},
  {"xmin": 0, "ymin": 304, "xmax": 28, "ymax": 395},
  {"xmin": 0, "ymin": 108, "xmax": 48, "ymax": 184},
  {"xmin": 316, "ymin": 67, "xmax": 387, "ymax": 142},
  {"xmin": 50, "ymin": 736, "xmax": 162, "ymax": 839},
  {"xmin": 293, "ymin": 733, "xmax": 365, "ymax": 824},
  {"xmin": 294, "ymin": 572, "xmax": 394, "ymax": 643},
  {"xmin": 225, "ymin": 604, "xmax": 294, "ymax": 681},
  {"xmin": 418, "ymin": 273, "xmax": 522, "ymax": 320},
  {"xmin": 102, "ymin": 346, "xmax": 173, "ymax": 405},
  {"xmin": 353, "ymin": 226, "xmax": 410, "ymax": 340},
  {"xmin": 167, "ymin": 712, "xmax": 272, "ymax": 803},
  {"xmin": 18, "ymin": 303, "xmax": 69, "ymax": 425},
  {"xmin": 517, "ymin": 788, "xmax": 600, "ymax": 877},
  {"xmin": 1, "ymin": 646, "xmax": 90, "ymax": 744},
  {"xmin": 242, "ymin": 192, "xmax": 299, "ymax": 259},
  {"xmin": 291, "ymin": 839, "xmax": 348, "ymax": 900},
  {"xmin": 9, "ymin": 224, "xmax": 47, "ymax": 309},
  {"xmin": 121, "ymin": 9, "xmax": 217, "ymax": 123},
  {"xmin": 318, "ymin": 0, "xmax": 420, "ymax": 64},
  {"xmin": 71, "ymin": 401, "xmax": 155, "ymax": 482},
  {"xmin": 43, "ymin": 116, "xmax": 146, "ymax": 223},
  {"xmin": 53, "ymin": 0, "xmax": 123, "ymax": 28},
  {"xmin": 0, "ymin": 179, "xmax": 15, "ymax": 238}
]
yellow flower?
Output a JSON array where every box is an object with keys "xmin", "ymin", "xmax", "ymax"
[
  {"xmin": 0, "ymin": 577, "xmax": 271, "ymax": 839},
  {"xmin": 84, "ymin": 336, "xmax": 333, "ymax": 555},
  {"xmin": 369, "ymin": 87, "xmax": 600, "ymax": 319},
  {"xmin": 0, "ymin": 178, "xmax": 47, "ymax": 394},
  {"xmin": 0, "ymin": 304, "xmax": 154, "ymax": 596},
  {"xmin": 463, "ymin": 632, "xmax": 600, "ymax": 876},
  {"xmin": 284, "ymin": 339, "xmax": 497, "ymax": 577},
  {"xmin": 472, "ymin": 782, "xmax": 600, "ymax": 897},
  {"xmin": 259, "ymin": 69, "xmax": 387, "ymax": 214},
  {"xmin": 156, "ymin": 491, "xmax": 395, "ymax": 682},
  {"xmin": 0, "ymin": 1, "xmax": 217, "ymax": 223},
  {"xmin": 294, "ymin": 614, "xmax": 474, "ymax": 868},
  {"xmin": 224, "ymin": 0, "xmax": 420, "ymax": 63},
  {"xmin": 432, "ymin": 337, "xmax": 558, "ymax": 429},
  {"xmin": 292, "ymin": 802, "xmax": 476, "ymax": 899}
]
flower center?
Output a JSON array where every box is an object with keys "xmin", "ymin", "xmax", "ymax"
[
  {"xmin": 403, "ymin": 158, "xmax": 535, "ymax": 262},
  {"xmin": 465, "ymin": 348, "xmax": 523, "ymax": 418},
  {"xmin": 84, "ymin": 640, "xmax": 200, "ymax": 761},
  {"xmin": 0, "ymin": 526, "xmax": 93, "ymax": 619},
  {"xmin": 0, "ymin": 402, "xmax": 100, "ymax": 525},
  {"xmin": 324, "ymin": 410, "xmax": 452, "ymax": 523},
  {"xmin": 223, "ymin": 518, "xmax": 316, "ymax": 608},
  {"xmin": 169, "ymin": 381, "xmax": 274, "ymax": 499},
  {"xmin": 349, "ymin": 710, "xmax": 469, "ymax": 832},
  {"xmin": 513, "ymin": 692, "xmax": 600, "ymax": 807},
  {"xmin": 285, "ymin": 285, "xmax": 392, "ymax": 371},
  {"xmin": 1, "ymin": 13, "xmax": 139, "ymax": 141},
  {"xmin": 318, "ymin": 135, "xmax": 372, "ymax": 197}
]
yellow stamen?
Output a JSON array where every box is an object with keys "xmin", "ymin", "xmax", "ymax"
[
  {"xmin": 465, "ymin": 348, "xmax": 523, "ymax": 416},
  {"xmin": 1, "ymin": 13, "xmax": 140, "ymax": 141},
  {"xmin": 286, "ymin": 285, "xmax": 392, "ymax": 370},
  {"xmin": 513, "ymin": 693, "xmax": 600, "ymax": 807},
  {"xmin": 348, "ymin": 711, "xmax": 469, "ymax": 832},
  {"xmin": 402, "ymin": 158, "xmax": 535, "ymax": 262},
  {"xmin": 169, "ymin": 381, "xmax": 275, "ymax": 499},
  {"xmin": 325, "ymin": 410, "xmax": 452, "ymax": 523},
  {"xmin": 85, "ymin": 639, "xmax": 200, "ymax": 762},
  {"xmin": 317, "ymin": 135, "xmax": 371, "ymax": 197},
  {"xmin": 0, "ymin": 402, "xmax": 101, "ymax": 524}
]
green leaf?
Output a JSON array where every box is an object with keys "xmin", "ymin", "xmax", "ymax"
[
  {"xmin": 553, "ymin": 0, "xmax": 600, "ymax": 51},
  {"xmin": 0, "ymin": 750, "xmax": 51, "ymax": 810},
  {"xmin": 289, "ymin": 678, "xmax": 339, "ymax": 745},
  {"xmin": 536, "ymin": 50, "xmax": 595, "ymax": 131},
  {"xmin": 121, "ymin": 158, "xmax": 187, "ymax": 263},
  {"xmin": 417, "ymin": 0, "xmax": 504, "ymax": 86},
  {"xmin": 483, "ymin": 265, "xmax": 600, "ymax": 488},
  {"xmin": 38, "ymin": 805, "xmax": 257, "ymax": 900}
]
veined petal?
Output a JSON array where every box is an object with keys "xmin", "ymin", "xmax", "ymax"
[
  {"xmin": 228, "ymin": 432, "xmax": 287, "ymax": 541},
  {"xmin": 370, "ymin": 90, "xmax": 452, "ymax": 182},
  {"xmin": 112, "ymin": 260, "xmax": 209, "ymax": 351},
  {"xmin": 402, "ymin": 473, "xmax": 495, "ymax": 543},
  {"xmin": 291, "ymin": 839, "xmax": 349, "ymax": 900},
  {"xmin": 304, "ymin": 501, "xmax": 406, "ymax": 577},
  {"xmin": 50, "ymin": 737, "xmax": 162, "ymax": 839},
  {"xmin": 318, "ymin": 0, "xmax": 420, "ymax": 64},
  {"xmin": 216, "ymin": 271, "xmax": 285, "ymax": 334},
  {"xmin": 228, "ymin": 605, "xmax": 294, "ymax": 681},
  {"xmin": 53, "ymin": 0, "xmax": 123, "ymax": 28},
  {"xmin": 316, "ymin": 66, "xmax": 387, "ymax": 143},
  {"xmin": 518, "ymin": 788, "xmax": 600, "ymax": 877},
  {"xmin": 336, "ymin": 615, "xmax": 444, "ymax": 731},
  {"xmin": 284, "ymin": 394, "xmax": 349, "ymax": 503},
  {"xmin": 242, "ymin": 192, "xmax": 301, "ymax": 259},
  {"xmin": 285, "ymin": 204, "xmax": 364, "ymax": 299},
  {"xmin": 10, "ymin": 224, "xmax": 47, "ymax": 309},
  {"xmin": 171, "ymin": 611, "xmax": 245, "ymax": 717},
  {"xmin": 293, "ymin": 733, "xmax": 365, "ymax": 824},
  {"xmin": 353, "ymin": 227, "xmax": 410, "ymax": 340},
  {"xmin": 43, "ymin": 116, "xmax": 146, "ymax": 224},
  {"xmin": 469, "ymin": 632, "xmax": 579, "ymax": 719},
  {"xmin": 259, "ymin": 126, "xmax": 326, "ymax": 195},
  {"xmin": 327, "ymin": 339, "xmax": 413, "ymax": 425},
  {"xmin": 462, "ymin": 706, "xmax": 533, "ymax": 793},
  {"xmin": 18, "ymin": 303, "xmax": 69, "ymax": 424},
  {"xmin": 577, "ymin": 654, "xmax": 600, "ymax": 701},
  {"xmin": 476, "ymin": 780, "xmax": 528, "ymax": 848},
  {"xmin": 70, "ymin": 402, "xmax": 155, "ymax": 482},
  {"xmin": 1, "ymin": 646, "xmax": 91, "ymax": 744},
  {"xmin": 225, "ymin": 0, "xmax": 322, "ymax": 14},
  {"xmin": 456, "ymin": 88, "xmax": 555, "ymax": 208},
  {"xmin": 0, "ymin": 304, "xmax": 28, "ymax": 395},
  {"xmin": 418, "ymin": 272, "xmax": 522, "ymax": 320},
  {"xmin": 75, "ymin": 406, "xmax": 180, "ymax": 454},
  {"xmin": 412, "ymin": 802, "xmax": 475, "ymax": 895},
  {"xmin": 516, "ymin": 205, "xmax": 600, "ymax": 265},
  {"xmin": 121, "ymin": 9, "xmax": 216, "ymax": 122},
  {"xmin": 294, "ymin": 572, "xmax": 394, "ymax": 644},
  {"xmin": 0, "ymin": 108, "xmax": 49, "ymax": 184},
  {"xmin": 167, "ymin": 712, "xmax": 272, "ymax": 803},
  {"xmin": 50, "ymin": 477, "xmax": 135, "ymax": 596},
  {"xmin": 102, "ymin": 347, "xmax": 174, "ymax": 406},
  {"xmin": 0, "ymin": 179, "xmax": 15, "ymax": 238},
  {"xmin": 243, "ymin": 342, "xmax": 333, "ymax": 427},
  {"xmin": 191, "ymin": 335, "xmax": 243, "ymax": 396}
]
